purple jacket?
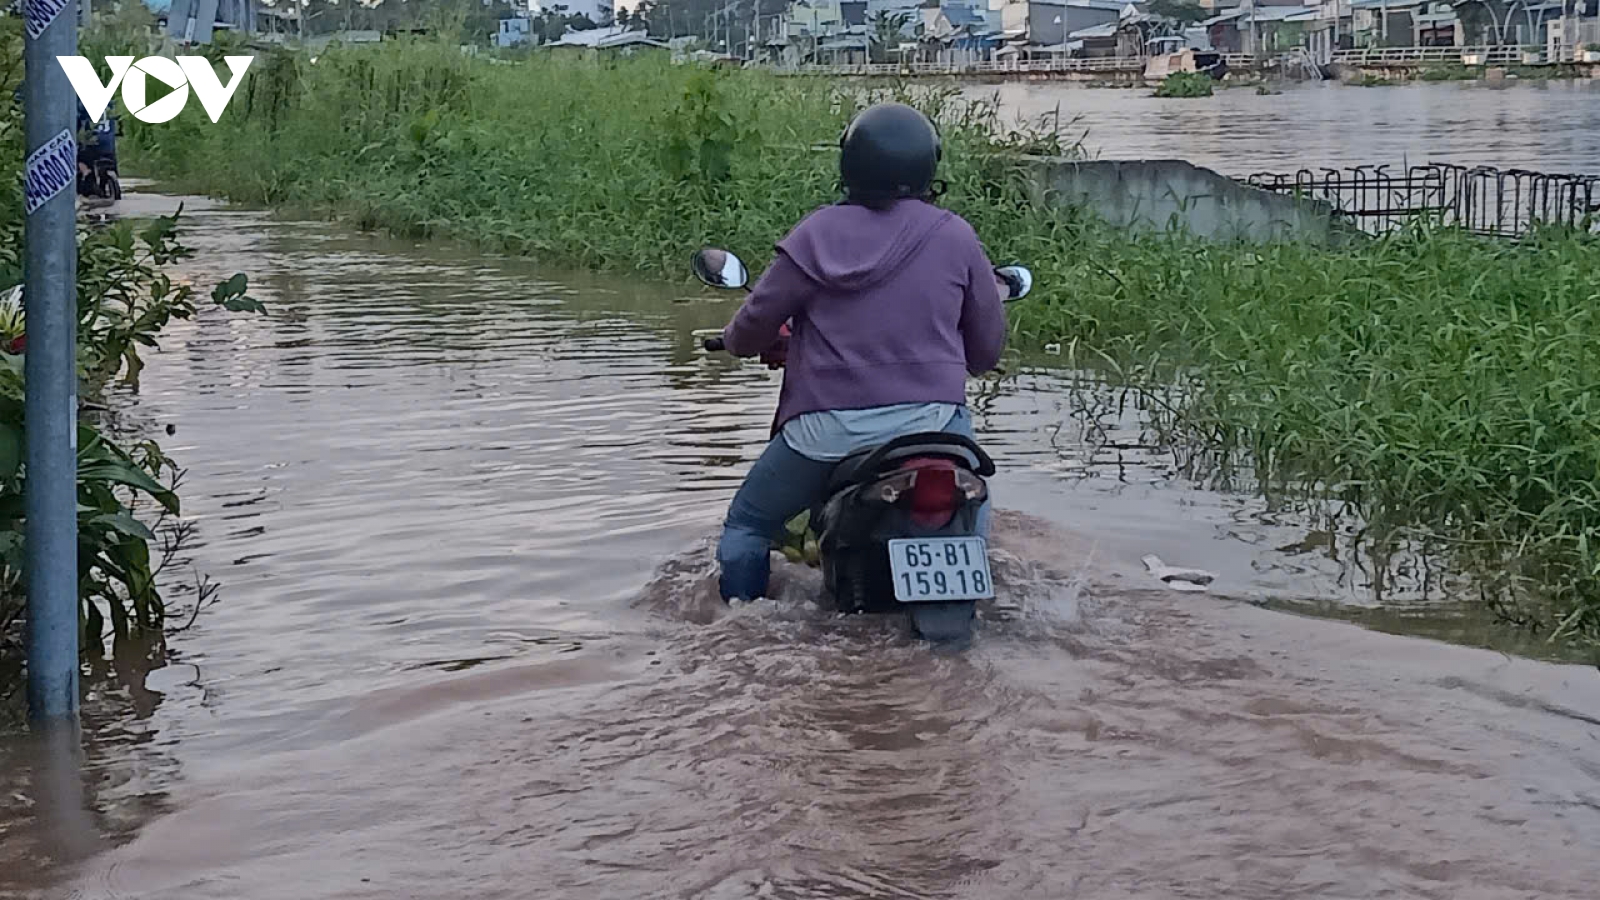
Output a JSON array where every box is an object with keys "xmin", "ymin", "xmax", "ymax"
[{"xmin": 721, "ymin": 199, "xmax": 1006, "ymax": 435}]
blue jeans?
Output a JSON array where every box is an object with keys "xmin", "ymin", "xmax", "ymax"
[{"xmin": 717, "ymin": 407, "xmax": 992, "ymax": 602}]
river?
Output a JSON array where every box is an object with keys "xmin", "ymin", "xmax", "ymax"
[
  {"xmin": 1, "ymin": 189, "xmax": 1597, "ymax": 899},
  {"xmin": 973, "ymin": 80, "xmax": 1600, "ymax": 174}
]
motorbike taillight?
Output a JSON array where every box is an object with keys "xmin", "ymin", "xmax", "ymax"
[
  {"xmin": 865, "ymin": 460, "xmax": 981, "ymax": 528},
  {"xmin": 904, "ymin": 460, "xmax": 960, "ymax": 529},
  {"xmin": 869, "ymin": 468, "xmax": 919, "ymax": 505},
  {"xmin": 954, "ymin": 468, "xmax": 988, "ymax": 502}
]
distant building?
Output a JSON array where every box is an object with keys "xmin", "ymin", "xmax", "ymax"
[
  {"xmin": 1203, "ymin": 4, "xmax": 1320, "ymax": 55},
  {"xmin": 787, "ymin": 0, "xmax": 848, "ymax": 37},
  {"xmin": 167, "ymin": 0, "xmax": 257, "ymax": 44},
  {"xmin": 1410, "ymin": 1, "xmax": 1460, "ymax": 46},
  {"xmin": 532, "ymin": 0, "xmax": 612, "ymax": 26},
  {"xmin": 545, "ymin": 25, "xmax": 668, "ymax": 53},
  {"xmin": 920, "ymin": 3, "xmax": 1003, "ymax": 63},
  {"xmin": 1067, "ymin": 19, "xmax": 1121, "ymax": 56},
  {"xmin": 1342, "ymin": 0, "xmax": 1584, "ymax": 51},
  {"xmin": 865, "ymin": 0, "xmax": 923, "ymax": 23},
  {"xmin": 498, "ymin": 16, "xmax": 533, "ymax": 47},
  {"xmin": 1003, "ymin": 0, "xmax": 1134, "ymax": 57},
  {"xmin": 306, "ymin": 29, "xmax": 383, "ymax": 50},
  {"xmin": 1548, "ymin": 2, "xmax": 1600, "ymax": 58}
]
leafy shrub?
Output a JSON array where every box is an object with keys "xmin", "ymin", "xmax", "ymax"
[
  {"xmin": 0, "ymin": 18, "xmax": 262, "ymax": 680},
  {"xmin": 1154, "ymin": 71, "xmax": 1214, "ymax": 98}
]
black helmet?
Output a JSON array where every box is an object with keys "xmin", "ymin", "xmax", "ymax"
[{"xmin": 839, "ymin": 102, "xmax": 941, "ymax": 208}]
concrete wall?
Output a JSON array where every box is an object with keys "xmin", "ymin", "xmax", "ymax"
[{"xmin": 1021, "ymin": 158, "xmax": 1350, "ymax": 244}]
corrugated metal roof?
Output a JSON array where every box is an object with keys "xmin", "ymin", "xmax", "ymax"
[
  {"xmin": 1206, "ymin": 5, "xmax": 1317, "ymax": 24},
  {"xmin": 1248, "ymin": 6, "xmax": 1317, "ymax": 22},
  {"xmin": 549, "ymin": 27, "xmax": 666, "ymax": 49},
  {"xmin": 1029, "ymin": 0, "xmax": 1132, "ymax": 11},
  {"xmin": 1068, "ymin": 22, "xmax": 1119, "ymax": 39},
  {"xmin": 943, "ymin": 5, "xmax": 985, "ymax": 27}
]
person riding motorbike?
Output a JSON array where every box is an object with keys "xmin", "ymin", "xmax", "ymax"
[
  {"xmin": 75, "ymin": 98, "xmax": 118, "ymax": 196},
  {"xmin": 713, "ymin": 102, "xmax": 1008, "ymax": 604}
]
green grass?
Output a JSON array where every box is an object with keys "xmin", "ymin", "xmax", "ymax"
[
  {"xmin": 1419, "ymin": 64, "xmax": 1478, "ymax": 82},
  {"xmin": 129, "ymin": 44, "xmax": 1600, "ymax": 650},
  {"xmin": 130, "ymin": 45, "xmax": 1070, "ymax": 274}
]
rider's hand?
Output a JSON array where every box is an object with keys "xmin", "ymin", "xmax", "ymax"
[{"xmin": 759, "ymin": 323, "xmax": 791, "ymax": 370}]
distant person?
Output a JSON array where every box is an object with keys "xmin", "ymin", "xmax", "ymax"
[
  {"xmin": 75, "ymin": 98, "xmax": 118, "ymax": 193},
  {"xmin": 711, "ymin": 102, "xmax": 1010, "ymax": 603}
]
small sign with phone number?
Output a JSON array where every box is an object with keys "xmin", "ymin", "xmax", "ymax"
[{"xmin": 24, "ymin": 129, "xmax": 76, "ymax": 216}]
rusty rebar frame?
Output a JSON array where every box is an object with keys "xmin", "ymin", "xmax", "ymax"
[{"xmin": 1242, "ymin": 164, "xmax": 1600, "ymax": 238}]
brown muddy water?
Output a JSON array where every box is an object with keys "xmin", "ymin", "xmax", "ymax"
[
  {"xmin": 2, "ymin": 191, "xmax": 1598, "ymax": 899},
  {"xmin": 976, "ymin": 80, "xmax": 1600, "ymax": 174}
]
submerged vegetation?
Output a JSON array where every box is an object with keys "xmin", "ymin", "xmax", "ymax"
[
  {"xmin": 1153, "ymin": 71, "xmax": 1215, "ymax": 98},
  {"xmin": 1418, "ymin": 64, "xmax": 1479, "ymax": 82},
  {"xmin": 129, "ymin": 44, "xmax": 1600, "ymax": 649}
]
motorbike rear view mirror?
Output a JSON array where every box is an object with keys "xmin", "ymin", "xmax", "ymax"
[
  {"xmin": 692, "ymin": 247, "xmax": 749, "ymax": 290},
  {"xmin": 995, "ymin": 265, "xmax": 1033, "ymax": 302}
]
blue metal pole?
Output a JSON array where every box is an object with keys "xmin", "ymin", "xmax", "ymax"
[{"xmin": 23, "ymin": 0, "xmax": 81, "ymax": 722}]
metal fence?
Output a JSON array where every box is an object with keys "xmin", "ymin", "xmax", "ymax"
[
  {"xmin": 779, "ymin": 58, "xmax": 1147, "ymax": 77},
  {"xmin": 1241, "ymin": 164, "xmax": 1600, "ymax": 238},
  {"xmin": 1330, "ymin": 45, "xmax": 1600, "ymax": 65},
  {"xmin": 773, "ymin": 53, "xmax": 1285, "ymax": 78},
  {"xmin": 769, "ymin": 44, "xmax": 1600, "ymax": 78},
  {"xmin": 1331, "ymin": 45, "xmax": 1527, "ymax": 65}
]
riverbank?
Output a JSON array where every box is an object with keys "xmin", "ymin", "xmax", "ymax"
[
  {"xmin": 130, "ymin": 45, "xmax": 1600, "ymax": 651},
  {"xmin": 776, "ymin": 51, "xmax": 1600, "ymax": 85},
  {"xmin": 1343, "ymin": 62, "xmax": 1600, "ymax": 84}
]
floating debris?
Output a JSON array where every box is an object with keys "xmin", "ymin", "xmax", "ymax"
[{"xmin": 1142, "ymin": 555, "xmax": 1216, "ymax": 592}]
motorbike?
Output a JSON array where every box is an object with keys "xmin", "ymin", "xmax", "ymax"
[
  {"xmin": 692, "ymin": 247, "xmax": 1033, "ymax": 643},
  {"xmin": 79, "ymin": 155, "xmax": 122, "ymax": 201},
  {"xmin": 76, "ymin": 115, "xmax": 122, "ymax": 202}
]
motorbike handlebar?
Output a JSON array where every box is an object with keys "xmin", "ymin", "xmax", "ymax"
[{"xmin": 703, "ymin": 337, "xmax": 726, "ymax": 352}]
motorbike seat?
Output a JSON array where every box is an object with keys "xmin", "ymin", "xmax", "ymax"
[
  {"xmin": 826, "ymin": 431, "xmax": 995, "ymax": 494},
  {"xmin": 828, "ymin": 447, "xmax": 879, "ymax": 491}
]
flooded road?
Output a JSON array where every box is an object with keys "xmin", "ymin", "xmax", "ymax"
[
  {"xmin": 978, "ymin": 80, "xmax": 1600, "ymax": 174},
  {"xmin": 2, "ymin": 194, "xmax": 1598, "ymax": 898}
]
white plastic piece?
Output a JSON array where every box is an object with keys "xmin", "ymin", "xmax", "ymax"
[{"xmin": 1142, "ymin": 555, "xmax": 1216, "ymax": 592}]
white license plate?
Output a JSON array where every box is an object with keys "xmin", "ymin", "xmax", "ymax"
[{"xmin": 887, "ymin": 537, "xmax": 994, "ymax": 603}]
